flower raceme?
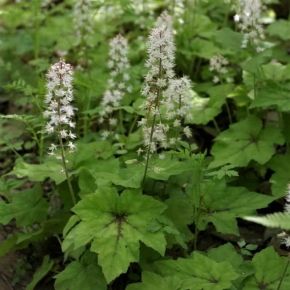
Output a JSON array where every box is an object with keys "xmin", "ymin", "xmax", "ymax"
[
  {"xmin": 140, "ymin": 11, "xmax": 175, "ymax": 154},
  {"xmin": 73, "ymin": 0, "xmax": 93, "ymax": 44},
  {"xmin": 209, "ymin": 54, "xmax": 230, "ymax": 84},
  {"xmin": 234, "ymin": 0, "xmax": 265, "ymax": 51},
  {"xmin": 142, "ymin": 10, "xmax": 175, "ymax": 102},
  {"xmin": 99, "ymin": 34, "xmax": 131, "ymax": 127},
  {"xmin": 173, "ymin": 0, "xmax": 185, "ymax": 25},
  {"xmin": 163, "ymin": 76, "xmax": 192, "ymax": 121},
  {"xmin": 44, "ymin": 59, "xmax": 76, "ymax": 156}
]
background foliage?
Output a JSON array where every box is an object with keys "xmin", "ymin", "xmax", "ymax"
[{"xmin": 1, "ymin": 0, "xmax": 290, "ymax": 289}]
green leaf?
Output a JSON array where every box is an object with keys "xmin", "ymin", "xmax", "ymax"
[
  {"xmin": 155, "ymin": 252, "xmax": 239, "ymax": 290},
  {"xmin": 214, "ymin": 28, "xmax": 243, "ymax": 53},
  {"xmin": 62, "ymin": 188, "xmax": 171, "ymax": 282},
  {"xmin": 0, "ymin": 236, "xmax": 18, "ymax": 257},
  {"xmin": 267, "ymin": 20, "xmax": 290, "ymax": 41},
  {"xmin": 244, "ymin": 212, "xmax": 290, "ymax": 230},
  {"xmin": 73, "ymin": 141, "xmax": 114, "ymax": 167},
  {"xmin": 262, "ymin": 62, "xmax": 290, "ymax": 82},
  {"xmin": 112, "ymin": 164, "xmax": 143, "ymax": 188},
  {"xmin": 0, "ymin": 214, "xmax": 69, "ymax": 256},
  {"xmin": 147, "ymin": 156, "xmax": 193, "ymax": 181},
  {"xmin": 207, "ymin": 243, "xmax": 254, "ymax": 287},
  {"xmin": 126, "ymin": 272, "xmax": 182, "ymax": 290},
  {"xmin": 242, "ymin": 50, "xmax": 272, "ymax": 75},
  {"xmin": 200, "ymin": 180, "xmax": 273, "ymax": 235},
  {"xmin": 244, "ymin": 247, "xmax": 290, "ymax": 289},
  {"xmin": 55, "ymin": 261, "xmax": 106, "ymax": 290},
  {"xmin": 207, "ymin": 243, "xmax": 243, "ymax": 269},
  {"xmin": 26, "ymin": 256, "xmax": 53, "ymax": 290},
  {"xmin": 13, "ymin": 159, "xmax": 66, "ymax": 184},
  {"xmin": 210, "ymin": 115, "xmax": 284, "ymax": 168},
  {"xmin": 191, "ymin": 38, "xmax": 220, "ymax": 59},
  {"xmin": 165, "ymin": 195, "xmax": 194, "ymax": 243},
  {"xmin": 188, "ymin": 84, "xmax": 233, "ymax": 125},
  {"xmin": 269, "ymin": 153, "xmax": 290, "ymax": 197},
  {"xmin": 208, "ymin": 212, "xmax": 239, "ymax": 235},
  {"xmin": 250, "ymin": 84, "xmax": 290, "ymax": 112},
  {"xmin": 78, "ymin": 169, "xmax": 97, "ymax": 195},
  {"xmin": 0, "ymin": 188, "xmax": 48, "ymax": 226},
  {"xmin": 85, "ymin": 159, "xmax": 143, "ymax": 188},
  {"xmin": 0, "ymin": 202, "xmax": 14, "ymax": 225}
]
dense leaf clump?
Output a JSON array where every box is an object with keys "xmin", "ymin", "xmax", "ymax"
[{"xmin": 1, "ymin": 0, "xmax": 290, "ymax": 289}]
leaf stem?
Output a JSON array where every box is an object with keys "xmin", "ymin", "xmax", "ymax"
[
  {"xmin": 56, "ymin": 98, "xmax": 76, "ymax": 205},
  {"xmin": 128, "ymin": 115, "xmax": 138, "ymax": 135},
  {"xmin": 142, "ymin": 36, "xmax": 163, "ymax": 185},
  {"xmin": 118, "ymin": 110, "xmax": 125, "ymax": 134},
  {"xmin": 142, "ymin": 112, "xmax": 157, "ymax": 185},
  {"xmin": 225, "ymin": 100, "xmax": 233, "ymax": 124},
  {"xmin": 193, "ymin": 158, "xmax": 203, "ymax": 250},
  {"xmin": 253, "ymin": 73, "xmax": 257, "ymax": 100},
  {"xmin": 213, "ymin": 118, "xmax": 221, "ymax": 133},
  {"xmin": 58, "ymin": 134, "xmax": 76, "ymax": 205}
]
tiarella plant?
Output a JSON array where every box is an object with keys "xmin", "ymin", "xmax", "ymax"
[
  {"xmin": 1, "ymin": 1, "xmax": 290, "ymax": 290},
  {"xmin": 140, "ymin": 11, "xmax": 175, "ymax": 179},
  {"xmin": 44, "ymin": 59, "xmax": 77, "ymax": 204}
]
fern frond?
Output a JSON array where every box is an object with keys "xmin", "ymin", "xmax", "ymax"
[{"xmin": 244, "ymin": 212, "xmax": 290, "ymax": 230}]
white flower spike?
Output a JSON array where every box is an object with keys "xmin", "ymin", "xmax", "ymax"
[
  {"xmin": 234, "ymin": 0, "xmax": 265, "ymax": 51},
  {"xmin": 73, "ymin": 0, "xmax": 93, "ymax": 43},
  {"xmin": 141, "ymin": 11, "xmax": 175, "ymax": 153},
  {"xmin": 100, "ymin": 34, "xmax": 131, "ymax": 122},
  {"xmin": 44, "ymin": 59, "xmax": 76, "ymax": 154}
]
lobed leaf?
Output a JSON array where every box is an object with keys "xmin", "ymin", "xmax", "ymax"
[
  {"xmin": 62, "ymin": 188, "xmax": 172, "ymax": 282},
  {"xmin": 210, "ymin": 115, "xmax": 284, "ymax": 168}
]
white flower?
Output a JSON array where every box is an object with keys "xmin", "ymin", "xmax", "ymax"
[
  {"xmin": 109, "ymin": 118, "xmax": 117, "ymax": 126},
  {"xmin": 172, "ymin": 0, "xmax": 185, "ymax": 25},
  {"xmin": 69, "ymin": 131, "xmax": 76, "ymax": 139},
  {"xmin": 141, "ymin": 11, "xmax": 175, "ymax": 153},
  {"xmin": 213, "ymin": 76, "xmax": 220, "ymax": 84},
  {"xmin": 173, "ymin": 119, "xmax": 181, "ymax": 127},
  {"xmin": 60, "ymin": 129, "xmax": 68, "ymax": 138},
  {"xmin": 163, "ymin": 76, "xmax": 192, "ymax": 120},
  {"xmin": 234, "ymin": 0, "xmax": 265, "ymax": 51},
  {"xmin": 42, "ymin": 0, "xmax": 52, "ymax": 8},
  {"xmin": 99, "ymin": 34, "xmax": 130, "ymax": 123},
  {"xmin": 209, "ymin": 55, "xmax": 231, "ymax": 84},
  {"xmin": 183, "ymin": 126, "xmax": 192, "ymax": 138},
  {"xmin": 137, "ymin": 148, "xmax": 144, "ymax": 156},
  {"xmin": 169, "ymin": 137, "xmax": 178, "ymax": 145},
  {"xmin": 67, "ymin": 141, "xmax": 76, "ymax": 152},
  {"xmin": 101, "ymin": 130, "xmax": 111, "ymax": 140},
  {"xmin": 48, "ymin": 143, "xmax": 57, "ymax": 155},
  {"xmin": 281, "ymin": 235, "xmax": 290, "ymax": 248},
  {"xmin": 73, "ymin": 0, "xmax": 93, "ymax": 43},
  {"xmin": 234, "ymin": 14, "xmax": 240, "ymax": 22},
  {"xmin": 210, "ymin": 55, "xmax": 229, "ymax": 72},
  {"xmin": 143, "ymin": 11, "xmax": 175, "ymax": 102},
  {"xmin": 44, "ymin": 59, "xmax": 76, "ymax": 154}
]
